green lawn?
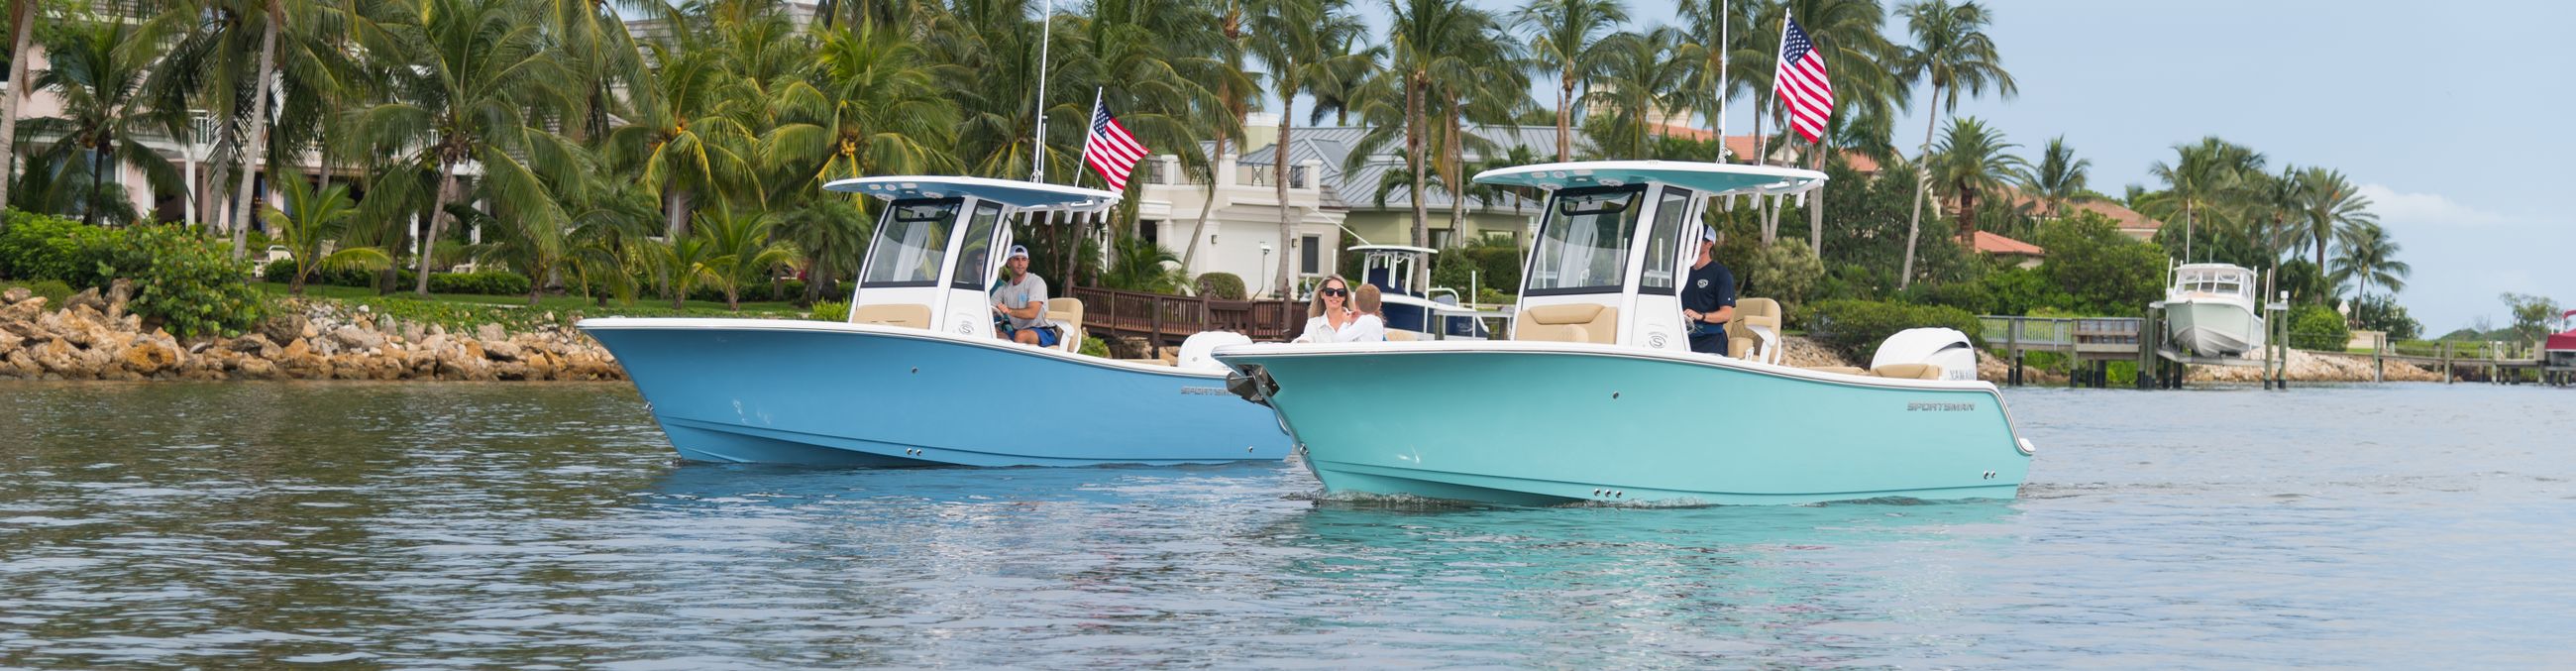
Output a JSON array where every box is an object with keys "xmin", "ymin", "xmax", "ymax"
[
  {"xmin": 254, "ymin": 281, "xmax": 813, "ymax": 334},
  {"xmin": 256, "ymin": 281, "xmax": 802, "ymax": 315}
]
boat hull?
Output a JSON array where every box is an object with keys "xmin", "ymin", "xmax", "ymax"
[
  {"xmin": 2167, "ymin": 299, "xmax": 2264, "ymax": 356},
  {"xmin": 1215, "ymin": 343, "xmax": 2031, "ymax": 506},
  {"xmin": 583, "ymin": 318, "xmax": 1291, "ymax": 467}
]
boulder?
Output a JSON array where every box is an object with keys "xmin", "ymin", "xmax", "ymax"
[
  {"xmin": 477, "ymin": 323, "xmax": 507, "ymax": 343},
  {"xmin": 483, "ymin": 339, "xmax": 523, "ymax": 362},
  {"xmin": 2, "ymin": 295, "xmax": 45, "ymax": 324},
  {"xmin": 277, "ymin": 338, "xmax": 330, "ymax": 379},
  {"xmin": 105, "ymin": 279, "xmax": 132, "ymax": 320},
  {"xmin": 35, "ymin": 339, "xmax": 84, "ymax": 378},
  {"xmin": 121, "ymin": 336, "xmax": 181, "ymax": 375},
  {"xmin": 332, "ymin": 325, "xmax": 385, "ymax": 351},
  {"xmin": 2, "ymin": 286, "xmax": 28, "ymax": 304},
  {"xmin": 4, "ymin": 349, "xmax": 43, "ymax": 378},
  {"xmin": 233, "ymin": 357, "xmax": 279, "ymax": 380},
  {"xmin": 62, "ymin": 287, "xmax": 105, "ymax": 314},
  {"xmin": 260, "ymin": 312, "xmax": 309, "ymax": 349}
]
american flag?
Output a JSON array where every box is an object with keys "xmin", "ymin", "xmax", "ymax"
[
  {"xmin": 1082, "ymin": 99, "xmax": 1151, "ymax": 192},
  {"xmin": 1773, "ymin": 18, "xmax": 1835, "ymax": 144}
]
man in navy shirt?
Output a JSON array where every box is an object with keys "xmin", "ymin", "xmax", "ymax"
[{"xmin": 1680, "ymin": 228, "xmax": 1737, "ymax": 355}]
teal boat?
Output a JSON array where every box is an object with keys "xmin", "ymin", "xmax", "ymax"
[{"xmin": 1211, "ymin": 161, "xmax": 2034, "ymax": 506}]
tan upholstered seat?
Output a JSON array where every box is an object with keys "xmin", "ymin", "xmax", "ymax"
[
  {"xmin": 1868, "ymin": 363, "xmax": 1943, "ymax": 380},
  {"xmin": 1801, "ymin": 366, "xmax": 1868, "ymax": 377},
  {"xmin": 1727, "ymin": 297, "xmax": 1783, "ymax": 359},
  {"xmin": 1514, "ymin": 303, "xmax": 1620, "ymax": 345},
  {"xmin": 1045, "ymin": 296, "xmax": 1087, "ymax": 352},
  {"xmin": 850, "ymin": 303, "xmax": 932, "ymax": 330},
  {"xmin": 1386, "ymin": 329, "xmax": 1419, "ymax": 342}
]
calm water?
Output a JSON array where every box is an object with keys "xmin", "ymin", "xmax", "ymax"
[{"xmin": 0, "ymin": 382, "xmax": 2569, "ymax": 669}]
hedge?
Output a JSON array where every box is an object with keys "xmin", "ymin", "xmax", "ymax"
[
  {"xmin": 2287, "ymin": 304, "xmax": 2350, "ymax": 351},
  {"xmin": 1805, "ymin": 298, "xmax": 1983, "ymax": 361}
]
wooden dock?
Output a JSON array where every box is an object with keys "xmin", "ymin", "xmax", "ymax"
[{"xmin": 1068, "ymin": 286, "xmax": 1304, "ymax": 352}]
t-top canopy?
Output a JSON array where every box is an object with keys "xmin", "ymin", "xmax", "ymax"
[
  {"xmin": 823, "ymin": 175, "xmax": 1122, "ymax": 212},
  {"xmin": 1472, "ymin": 161, "xmax": 1826, "ymax": 196}
]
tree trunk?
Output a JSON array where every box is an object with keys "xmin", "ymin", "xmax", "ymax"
[
  {"xmin": 0, "ymin": 0, "xmax": 34, "ymax": 217},
  {"xmin": 415, "ymin": 159, "xmax": 459, "ymax": 296},
  {"xmin": 664, "ymin": 186, "xmax": 693, "ymax": 239},
  {"xmin": 1899, "ymin": 82, "xmax": 1943, "ymax": 289},
  {"xmin": 1179, "ymin": 135, "xmax": 1224, "ymax": 273},
  {"xmin": 1808, "ymin": 137, "xmax": 1825, "ymax": 255},
  {"xmin": 230, "ymin": 9, "xmax": 281, "ymax": 260},
  {"xmin": 1406, "ymin": 71, "xmax": 1427, "ymax": 258},
  {"xmin": 83, "ymin": 145, "xmax": 105, "ymax": 226},
  {"xmin": 1445, "ymin": 109, "xmax": 1465, "ymax": 268},
  {"xmin": 1273, "ymin": 82, "xmax": 1297, "ymax": 299},
  {"xmin": 1556, "ymin": 69, "xmax": 1572, "ymax": 162}
]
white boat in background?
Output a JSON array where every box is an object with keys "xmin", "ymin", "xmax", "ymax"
[
  {"xmin": 2164, "ymin": 263, "xmax": 2266, "ymax": 357},
  {"xmin": 1350, "ymin": 245, "xmax": 1493, "ymax": 340}
]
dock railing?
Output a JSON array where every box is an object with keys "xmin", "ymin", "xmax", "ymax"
[{"xmin": 1068, "ymin": 286, "xmax": 1303, "ymax": 351}]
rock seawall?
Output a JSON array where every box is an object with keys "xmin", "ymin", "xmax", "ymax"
[{"xmin": 0, "ymin": 282, "xmax": 623, "ymax": 382}]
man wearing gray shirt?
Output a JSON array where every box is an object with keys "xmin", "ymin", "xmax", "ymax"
[{"xmin": 992, "ymin": 245, "xmax": 1059, "ymax": 347}]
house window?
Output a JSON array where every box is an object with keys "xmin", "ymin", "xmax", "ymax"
[
  {"xmin": 1139, "ymin": 219, "xmax": 1159, "ymax": 247},
  {"xmin": 1300, "ymin": 235, "xmax": 1321, "ymax": 275},
  {"xmin": 1430, "ymin": 229, "xmax": 1453, "ymax": 249}
]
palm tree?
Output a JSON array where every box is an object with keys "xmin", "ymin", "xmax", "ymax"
[
  {"xmin": 1922, "ymin": 116, "xmax": 2023, "ymax": 241},
  {"xmin": 2144, "ymin": 136, "xmax": 2264, "ymax": 264},
  {"xmin": 1385, "ymin": 0, "xmax": 1507, "ymax": 260},
  {"xmin": 647, "ymin": 232, "xmax": 724, "ymax": 309},
  {"xmin": 766, "ymin": 25, "xmax": 958, "ymax": 192},
  {"xmin": 607, "ymin": 38, "xmax": 758, "ymax": 240},
  {"xmin": 1894, "ymin": 0, "xmax": 2013, "ymax": 287},
  {"xmin": 353, "ymin": 0, "xmax": 582, "ymax": 296},
  {"xmin": 0, "ymin": 0, "xmax": 49, "ymax": 217},
  {"xmin": 1583, "ymin": 27, "xmax": 1689, "ymax": 160},
  {"xmin": 2294, "ymin": 167, "xmax": 2376, "ymax": 277},
  {"xmin": 1512, "ymin": 0, "xmax": 1625, "ymax": 163},
  {"xmin": 693, "ymin": 208, "xmax": 801, "ymax": 311},
  {"xmin": 1671, "ymin": 0, "xmax": 1749, "ymax": 149},
  {"xmin": 1249, "ymin": 0, "xmax": 1365, "ymax": 296},
  {"xmin": 260, "ymin": 169, "xmax": 389, "ymax": 295},
  {"xmin": 21, "ymin": 20, "xmax": 183, "ymax": 226},
  {"xmin": 2329, "ymin": 221, "xmax": 2409, "ymax": 299},
  {"xmin": 774, "ymin": 198, "xmax": 870, "ymax": 302},
  {"xmin": 2020, "ymin": 135, "xmax": 2089, "ymax": 217}
]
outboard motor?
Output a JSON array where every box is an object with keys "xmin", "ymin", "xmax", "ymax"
[
  {"xmin": 1871, "ymin": 328, "xmax": 1979, "ymax": 382},
  {"xmin": 1177, "ymin": 331, "xmax": 1252, "ymax": 371}
]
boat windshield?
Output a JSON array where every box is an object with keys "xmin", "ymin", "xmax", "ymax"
[
  {"xmin": 1638, "ymin": 186, "xmax": 1692, "ymax": 294},
  {"xmin": 862, "ymin": 198, "xmax": 960, "ymax": 287},
  {"xmin": 1526, "ymin": 185, "xmax": 1644, "ymax": 295},
  {"xmin": 949, "ymin": 201, "xmax": 1003, "ymax": 290}
]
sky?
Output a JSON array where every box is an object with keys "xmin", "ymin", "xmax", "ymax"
[{"xmin": 1329, "ymin": 0, "xmax": 2574, "ymax": 333}]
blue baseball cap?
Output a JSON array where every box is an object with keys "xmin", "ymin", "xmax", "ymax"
[{"xmin": 1008, "ymin": 245, "xmax": 1030, "ymax": 259}]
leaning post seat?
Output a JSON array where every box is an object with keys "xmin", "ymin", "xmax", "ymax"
[
  {"xmin": 1514, "ymin": 303, "xmax": 1620, "ymax": 345},
  {"xmin": 1045, "ymin": 296, "xmax": 1087, "ymax": 352},
  {"xmin": 1727, "ymin": 297, "xmax": 1783, "ymax": 363},
  {"xmin": 850, "ymin": 303, "xmax": 933, "ymax": 330}
]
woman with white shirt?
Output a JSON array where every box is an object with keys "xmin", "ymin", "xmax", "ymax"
[{"xmin": 1292, "ymin": 275, "xmax": 1385, "ymax": 343}]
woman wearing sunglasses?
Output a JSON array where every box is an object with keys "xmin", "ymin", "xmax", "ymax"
[{"xmin": 1291, "ymin": 275, "xmax": 1384, "ymax": 343}]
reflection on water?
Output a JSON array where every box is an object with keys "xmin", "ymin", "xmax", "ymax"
[{"xmin": 0, "ymin": 382, "xmax": 2570, "ymax": 668}]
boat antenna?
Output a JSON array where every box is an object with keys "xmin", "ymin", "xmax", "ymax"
[{"xmin": 1031, "ymin": 0, "xmax": 1055, "ymax": 182}]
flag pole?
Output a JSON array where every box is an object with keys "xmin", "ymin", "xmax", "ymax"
[
  {"xmin": 1758, "ymin": 10, "xmax": 1787, "ymax": 168},
  {"xmin": 1031, "ymin": 0, "xmax": 1055, "ymax": 182},
  {"xmin": 1072, "ymin": 87, "xmax": 1105, "ymax": 190}
]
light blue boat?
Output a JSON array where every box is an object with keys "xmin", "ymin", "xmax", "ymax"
[
  {"xmin": 583, "ymin": 176, "xmax": 1292, "ymax": 466},
  {"xmin": 1212, "ymin": 162, "xmax": 2034, "ymax": 505}
]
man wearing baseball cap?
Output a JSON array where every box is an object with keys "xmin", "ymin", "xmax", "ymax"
[
  {"xmin": 992, "ymin": 245, "xmax": 1060, "ymax": 347},
  {"xmin": 1679, "ymin": 227, "xmax": 1737, "ymax": 356}
]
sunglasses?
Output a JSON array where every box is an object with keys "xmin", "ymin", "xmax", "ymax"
[{"xmin": 1321, "ymin": 287, "xmax": 1347, "ymax": 297}]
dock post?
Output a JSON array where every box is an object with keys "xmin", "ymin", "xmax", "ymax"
[
  {"xmin": 1148, "ymin": 295, "xmax": 1164, "ymax": 359},
  {"xmin": 2442, "ymin": 341, "xmax": 2453, "ymax": 384},
  {"xmin": 2374, "ymin": 342, "xmax": 2385, "ymax": 384},
  {"xmin": 2011, "ymin": 352, "xmax": 2024, "ymax": 387}
]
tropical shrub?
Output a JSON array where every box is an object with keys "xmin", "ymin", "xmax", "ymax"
[
  {"xmin": 2287, "ymin": 304, "xmax": 2351, "ymax": 351},
  {"xmin": 1901, "ymin": 280, "xmax": 1994, "ymax": 315},
  {"xmin": 2034, "ymin": 212, "xmax": 2165, "ymax": 316},
  {"xmin": 2347, "ymin": 295, "xmax": 2420, "ymax": 341},
  {"xmin": 1194, "ymin": 273, "xmax": 1246, "ymax": 299},
  {"xmin": 1080, "ymin": 335, "xmax": 1111, "ymax": 358},
  {"xmin": 0, "ymin": 211, "xmax": 116, "ymax": 285},
  {"xmin": 808, "ymin": 300, "xmax": 847, "ymax": 322},
  {"xmin": 91, "ymin": 226, "xmax": 264, "ymax": 337},
  {"xmin": 1805, "ymin": 299, "xmax": 1984, "ymax": 361},
  {"xmin": 429, "ymin": 271, "xmax": 536, "ymax": 296},
  {"xmin": 1739, "ymin": 239, "xmax": 1825, "ymax": 312},
  {"xmin": 11, "ymin": 279, "xmax": 74, "ymax": 305}
]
